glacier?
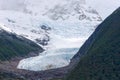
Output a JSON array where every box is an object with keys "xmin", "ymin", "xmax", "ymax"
[
  {"xmin": 0, "ymin": 0, "xmax": 102, "ymax": 71},
  {"xmin": 17, "ymin": 20, "xmax": 101, "ymax": 71}
]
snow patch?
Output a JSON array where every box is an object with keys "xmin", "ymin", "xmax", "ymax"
[{"xmin": 0, "ymin": 23, "xmax": 12, "ymax": 32}]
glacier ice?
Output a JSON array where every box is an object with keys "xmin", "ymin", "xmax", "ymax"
[{"xmin": 17, "ymin": 20, "xmax": 100, "ymax": 71}]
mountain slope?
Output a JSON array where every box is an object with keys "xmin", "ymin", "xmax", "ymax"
[
  {"xmin": 66, "ymin": 7, "xmax": 120, "ymax": 80},
  {"xmin": 0, "ymin": 29, "xmax": 43, "ymax": 61}
]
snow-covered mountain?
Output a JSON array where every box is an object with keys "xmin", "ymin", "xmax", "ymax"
[{"xmin": 0, "ymin": 0, "xmax": 102, "ymax": 71}]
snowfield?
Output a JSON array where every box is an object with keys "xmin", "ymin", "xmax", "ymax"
[{"xmin": 0, "ymin": 0, "xmax": 105, "ymax": 71}]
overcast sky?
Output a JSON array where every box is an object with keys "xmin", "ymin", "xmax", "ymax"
[{"xmin": 86, "ymin": 0, "xmax": 120, "ymax": 19}]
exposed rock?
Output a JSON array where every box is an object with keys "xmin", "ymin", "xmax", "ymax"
[{"xmin": 41, "ymin": 25, "xmax": 51, "ymax": 31}]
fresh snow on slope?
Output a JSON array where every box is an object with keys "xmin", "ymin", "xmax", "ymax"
[
  {"xmin": 86, "ymin": 0, "xmax": 120, "ymax": 19},
  {"xmin": 0, "ymin": 11, "xmax": 51, "ymax": 49},
  {"xmin": 0, "ymin": 23, "xmax": 12, "ymax": 32},
  {"xmin": 0, "ymin": 0, "xmax": 102, "ymax": 71}
]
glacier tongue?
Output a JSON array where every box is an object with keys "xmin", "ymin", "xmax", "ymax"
[
  {"xmin": 17, "ymin": 48, "xmax": 79, "ymax": 71},
  {"xmin": 17, "ymin": 37, "xmax": 85, "ymax": 71}
]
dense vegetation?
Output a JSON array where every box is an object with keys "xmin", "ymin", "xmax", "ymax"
[
  {"xmin": 0, "ymin": 30, "xmax": 43, "ymax": 61},
  {"xmin": 66, "ymin": 7, "xmax": 120, "ymax": 80},
  {"xmin": 0, "ymin": 72, "xmax": 25, "ymax": 80}
]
